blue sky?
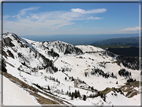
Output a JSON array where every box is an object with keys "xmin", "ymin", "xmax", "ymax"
[{"xmin": 3, "ymin": 2, "xmax": 140, "ymax": 36}]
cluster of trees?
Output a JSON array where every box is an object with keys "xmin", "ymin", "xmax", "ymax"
[
  {"xmin": 127, "ymin": 78, "xmax": 136, "ymax": 83},
  {"xmin": 64, "ymin": 76, "xmax": 74, "ymax": 81},
  {"xmin": 67, "ymin": 90, "xmax": 81, "ymax": 100},
  {"xmin": 88, "ymin": 92, "xmax": 106, "ymax": 102},
  {"xmin": 90, "ymin": 68, "xmax": 117, "ymax": 79},
  {"xmin": 117, "ymin": 56, "xmax": 139, "ymax": 70},
  {"xmin": 48, "ymin": 76, "xmax": 60, "ymax": 84},
  {"xmin": 61, "ymin": 67, "xmax": 72, "ymax": 72},
  {"xmin": 48, "ymin": 49, "xmax": 59, "ymax": 58},
  {"xmin": 118, "ymin": 69, "xmax": 131, "ymax": 78},
  {"xmin": 33, "ymin": 83, "xmax": 50, "ymax": 92},
  {"xmin": 87, "ymin": 86, "xmax": 97, "ymax": 92}
]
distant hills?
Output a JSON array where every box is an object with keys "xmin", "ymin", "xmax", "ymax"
[
  {"xmin": 91, "ymin": 37, "xmax": 140, "ymax": 57},
  {"xmin": 91, "ymin": 37, "xmax": 139, "ymax": 48},
  {"xmin": 21, "ymin": 33, "xmax": 139, "ymax": 45}
]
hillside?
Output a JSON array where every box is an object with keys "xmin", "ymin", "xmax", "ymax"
[
  {"xmin": 2, "ymin": 74, "xmax": 40, "ymax": 106},
  {"xmin": 91, "ymin": 37, "xmax": 139, "ymax": 48},
  {"xmin": 106, "ymin": 47, "xmax": 139, "ymax": 57},
  {"xmin": 1, "ymin": 32, "xmax": 141, "ymax": 106}
]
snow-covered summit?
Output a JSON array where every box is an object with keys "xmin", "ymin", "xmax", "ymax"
[
  {"xmin": 3, "ymin": 32, "xmax": 37, "ymax": 51},
  {"xmin": 27, "ymin": 39, "xmax": 83, "ymax": 58}
]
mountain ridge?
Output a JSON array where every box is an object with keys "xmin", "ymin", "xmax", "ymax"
[{"xmin": 1, "ymin": 32, "xmax": 141, "ymax": 106}]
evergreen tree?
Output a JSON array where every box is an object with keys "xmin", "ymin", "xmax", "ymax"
[
  {"xmin": 48, "ymin": 86, "xmax": 50, "ymax": 90},
  {"xmin": 75, "ymin": 90, "xmax": 78, "ymax": 98},
  {"xmin": 71, "ymin": 92, "xmax": 75, "ymax": 100},
  {"xmin": 2, "ymin": 59, "xmax": 7, "ymax": 73},
  {"xmin": 83, "ymin": 95, "xmax": 87, "ymax": 101},
  {"xmin": 77, "ymin": 90, "xmax": 81, "ymax": 98},
  {"xmin": 69, "ymin": 92, "xmax": 71, "ymax": 97},
  {"xmin": 66, "ymin": 91, "xmax": 68, "ymax": 95}
]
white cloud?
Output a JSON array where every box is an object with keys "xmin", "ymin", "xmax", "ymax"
[
  {"xmin": 87, "ymin": 16, "xmax": 103, "ymax": 20},
  {"xmin": 16, "ymin": 7, "xmax": 39, "ymax": 18},
  {"xmin": 120, "ymin": 26, "xmax": 140, "ymax": 32},
  {"xmin": 123, "ymin": 26, "xmax": 140, "ymax": 31},
  {"xmin": 71, "ymin": 8, "xmax": 107, "ymax": 14},
  {"xmin": 3, "ymin": 7, "xmax": 106, "ymax": 35},
  {"xmin": 31, "ymin": 14, "xmax": 39, "ymax": 19}
]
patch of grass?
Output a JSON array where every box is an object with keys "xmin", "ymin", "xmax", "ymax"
[{"xmin": 99, "ymin": 87, "xmax": 112, "ymax": 95}]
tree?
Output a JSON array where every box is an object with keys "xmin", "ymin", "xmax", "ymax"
[
  {"xmin": 2, "ymin": 59, "xmax": 7, "ymax": 73},
  {"xmin": 69, "ymin": 92, "xmax": 71, "ymax": 97},
  {"xmin": 48, "ymin": 86, "xmax": 50, "ymax": 91},
  {"xmin": 75, "ymin": 90, "xmax": 78, "ymax": 98},
  {"xmin": 83, "ymin": 95, "xmax": 87, "ymax": 101},
  {"xmin": 71, "ymin": 92, "xmax": 75, "ymax": 100},
  {"xmin": 91, "ymin": 86, "xmax": 94, "ymax": 92},
  {"xmin": 111, "ymin": 73, "xmax": 114, "ymax": 77},
  {"xmin": 66, "ymin": 91, "xmax": 68, "ymax": 95},
  {"xmin": 77, "ymin": 90, "xmax": 81, "ymax": 98}
]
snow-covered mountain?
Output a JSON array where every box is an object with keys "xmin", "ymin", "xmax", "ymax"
[{"xmin": 1, "ymin": 32, "xmax": 141, "ymax": 106}]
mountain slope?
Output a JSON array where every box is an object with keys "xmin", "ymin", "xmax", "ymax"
[
  {"xmin": 2, "ymin": 32, "xmax": 140, "ymax": 106},
  {"xmin": 3, "ymin": 74, "xmax": 40, "ymax": 106}
]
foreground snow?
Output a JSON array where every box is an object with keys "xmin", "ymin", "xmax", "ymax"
[{"xmin": 3, "ymin": 75, "xmax": 40, "ymax": 106}]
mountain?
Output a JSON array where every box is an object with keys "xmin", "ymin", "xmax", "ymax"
[
  {"xmin": 91, "ymin": 37, "xmax": 139, "ymax": 48},
  {"xmin": 1, "ymin": 32, "xmax": 141, "ymax": 106}
]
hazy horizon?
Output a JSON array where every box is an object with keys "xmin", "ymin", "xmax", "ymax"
[{"xmin": 21, "ymin": 33, "xmax": 139, "ymax": 45}]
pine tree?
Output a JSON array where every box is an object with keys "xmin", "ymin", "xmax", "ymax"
[
  {"xmin": 83, "ymin": 95, "xmax": 87, "ymax": 101},
  {"xmin": 75, "ymin": 90, "xmax": 78, "ymax": 98},
  {"xmin": 77, "ymin": 90, "xmax": 81, "ymax": 98},
  {"xmin": 69, "ymin": 92, "xmax": 71, "ymax": 97},
  {"xmin": 66, "ymin": 91, "xmax": 68, "ymax": 95},
  {"xmin": 48, "ymin": 86, "xmax": 50, "ymax": 91},
  {"xmin": 71, "ymin": 92, "xmax": 75, "ymax": 100}
]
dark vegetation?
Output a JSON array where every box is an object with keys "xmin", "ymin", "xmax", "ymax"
[
  {"xmin": 7, "ymin": 50, "xmax": 14, "ymax": 58},
  {"xmin": 64, "ymin": 45, "xmax": 83, "ymax": 55},
  {"xmin": 118, "ymin": 69, "xmax": 131, "ymax": 78},
  {"xmin": 91, "ymin": 37, "xmax": 139, "ymax": 49},
  {"xmin": 116, "ymin": 56, "xmax": 139, "ymax": 70},
  {"xmin": 67, "ymin": 90, "xmax": 81, "ymax": 100},
  {"xmin": 89, "ymin": 68, "xmax": 117, "ymax": 79},
  {"xmin": 2, "ymin": 59, "xmax": 7, "ymax": 73},
  {"xmin": 107, "ymin": 47, "xmax": 139, "ymax": 57},
  {"xmin": 48, "ymin": 49, "xmax": 59, "ymax": 57},
  {"xmin": 91, "ymin": 37, "xmax": 139, "ymax": 57}
]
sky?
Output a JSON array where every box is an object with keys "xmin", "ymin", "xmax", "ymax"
[{"xmin": 2, "ymin": 2, "xmax": 140, "ymax": 36}]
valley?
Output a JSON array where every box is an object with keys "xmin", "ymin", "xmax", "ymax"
[{"xmin": 1, "ymin": 32, "xmax": 141, "ymax": 106}]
